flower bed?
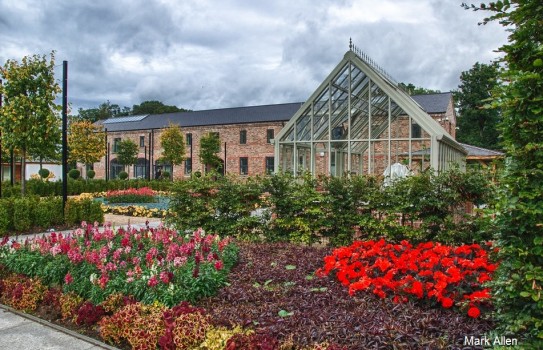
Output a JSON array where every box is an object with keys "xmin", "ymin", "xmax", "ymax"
[
  {"xmin": 0, "ymin": 224, "xmax": 237, "ymax": 306},
  {"xmin": 0, "ymin": 239, "xmax": 496, "ymax": 349},
  {"xmin": 105, "ymin": 187, "xmax": 157, "ymax": 204},
  {"xmin": 316, "ymin": 239, "xmax": 498, "ymax": 318}
]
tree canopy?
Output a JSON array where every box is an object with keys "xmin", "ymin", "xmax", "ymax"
[
  {"xmin": 199, "ymin": 132, "xmax": 222, "ymax": 174},
  {"xmin": 159, "ymin": 123, "xmax": 186, "ymax": 166},
  {"xmin": 116, "ymin": 139, "xmax": 139, "ymax": 176},
  {"xmin": 77, "ymin": 100, "xmax": 188, "ymax": 122},
  {"xmin": 132, "ymin": 100, "xmax": 188, "ymax": 115},
  {"xmin": 399, "ymin": 83, "xmax": 441, "ymax": 95},
  {"xmin": 68, "ymin": 120, "xmax": 106, "ymax": 167},
  {"xmin": 454, "ymin": 62, "xmax": 501, "ymax": 150},
  {"xmin": 463, "ymin": 0, "xmax": 543, "ymax": 345},
  {"xmin": 0, "ymin": 52, "xmax": 61, "ymax": 194}
]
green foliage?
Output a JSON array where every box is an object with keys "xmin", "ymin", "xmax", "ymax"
[
  {"xmin": 116, "ymin": 139, "xmax": 139, "ymax": 177},
  {"xmin": 68, "ymin": 169, "xmax": 81, "ymax": 180},
  {"xmin": 64, "ymin": 198, "xmax": 104, "ymax": 227},
  {"xmin": 263, "ymin": 172, "xmax": 325, "ymax": 245},
  {"xmin": 132, "ymin": 100, "xmax": 188, "ymax": 115},
  {"xmin": 68, "ymin": 120, "xmax": 106, "ymax": 166},
  {"xmin": 167, "ymin": 175, "xmax": 265, "ymax": 239},
  {"xmin": 86, "ymin": 170, "xmax": 95, "ymax": 179},
  {"xmin": 463, "ymin": 0, "xmax": 543, "ymax": 344},
  {"xmin": 0, "ymin": 51, "xmax": 62, "ymax": 195},
  {"xmin": 199, "ymin": 132, "xmax": 222, "ymax": 174},
  {"xmin": 76, "ymin": 100, "xmax": 130, "ymax": 123},
  {"xmin": 38, "ymin": 168, "xmax": 50, "ymax": 179},
  {"xmin": 118, "ymin": 171, "xmax": 128, "ymax": 180},
  {"xmin": 399, "ymin": 82, "xmax": 441, "ymax": 95},
  {"xmin": 13, "ymin": 197, "xmax": 35, "ymax": 232},
  {"xmin": 160, "ymin": 123, "xmax": 186, "ymax": 166},
  {"xmin": 454, "ymin": 62, "xmax": 502, "ymax": 150},
  {"xmin": 0, "ymin": 204, "xmax": 9, "ymax": 235}
]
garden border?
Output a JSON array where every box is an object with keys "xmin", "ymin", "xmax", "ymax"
[{"xmin": 0, "ymin": 303, "xmax": 119, "ymax": 350}]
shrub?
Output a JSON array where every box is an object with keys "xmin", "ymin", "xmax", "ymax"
[
  {"xmin": 118, "ymin": 171, "xmax": 128, "ymax": 180},
  {"xmin": 162, "ymin": 170, "xmax": 170, "ymax": 179},
  {"xmin": 34, "ymin": 197, "xmax": 63, "ymax": 229},
  {"xmin": 68, "ymin": 169, "xmax": 81, "ymax": 180},
  {"xmin": 64, "ymin": 198, "xmax": 104, "ymax": 226},
  {"xmin": 38, "ymin": 168, "xmax": 50, "ymax": 180},
  {"xmin": 0, "ymin": 274, "xmax": 47, "ymax": 312},
  {"xmin": 13, "ymin": 197, "xmax": 37, "ymax": 232},
  {"xmin": 59, "ymin": 291, "xmax": 84, "ymax": 322},
  {"xmin": 76, "ymin": 301, "xmax": 106, "ymax": 326},
  {"xmin": 86, "ymin": 170, "xmax": 96, "ymax": 179},
  {"xmin": 0, "ymin": 204, "xmax": 9, "ymax": 236}
]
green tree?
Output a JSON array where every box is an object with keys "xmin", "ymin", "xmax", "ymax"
[
  {"xmin": 159, "ymin": 123, "xmax": 186, "ymax": 172},
  {"xmin": 77, "ymin": 100, "xmax": 130, "ymax": 122},
  {"xmin": 116, "ymin": 139, "xmax": 138, "ymax": 179},
  {"xmin": 0, "ymin": 52, "xmax": 61, "ymax": 194},
  {"xmin": 199, "ymin": 132, "xmax": 222, "ymax": 174},
  {"xmin": 464, "ymin": 0, "xmax": 543, "ymax": 344},
  {"xmin": 399, "ymin": 82, "xmax": 441, "ymax": 95},
  {"xmin": 132, "ymin": 100, "xmax": 188, "ymax": 115},
  {"xmin": 68, "ymin": 120, "xmax": 106, "ymax": 175},
  {"xmin": 454, "ymin": 62, "xmax": 501, "ymax": 150}
]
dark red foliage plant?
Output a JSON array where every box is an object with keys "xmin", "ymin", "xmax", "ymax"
[{"xmin": 76, "ymin": 301, "xmax": 106, "ymax": 326}]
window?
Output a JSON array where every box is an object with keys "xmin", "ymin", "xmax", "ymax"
[
  {"xmin": 266, "ymin": 129, "xmax": 274, "ymax": 143},
  {"xmin": 139, "ymin": 136, "xmax": 145, "ymax": 147},
  {"xmin": 265, "ymin": 157, "xmax": 274, "ymax": 174},
  {"xmin": 411, "ymin": 123, "xmax": 421, "ymax": 138},
  {"xmin": 134, "ymin": 158, "xmax": 147, "ymax": 179},
  {"xmin": 239, "ymin": 157, "xmax": 248, "ymax": 175},
  {"xmin": 113, "ymin": 138, "xmax": 121, "ymax": 153},
  {"xmin": 240, "ymin": 130, "xmax": 247, "ymax": 144},
  {"xmin": 186, "ymin": 133, "xmax": 192, "ymax": 146},
  {"xmin": 185, "ymin": 158, "xmax": 192, "ymax": 175}
]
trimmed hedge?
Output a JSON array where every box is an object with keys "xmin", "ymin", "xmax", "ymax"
[
  {"xmin": 1, "ymin": 179, "xmax": 173, "ymax": 198},
  {"xmin": 0, "ymin": 197, "xmax": 103, "ymax": 237}
]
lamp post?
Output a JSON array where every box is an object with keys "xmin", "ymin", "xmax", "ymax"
[{"xmin": 62, "ymin": 61, "xmax": 68, "ymax": 211}]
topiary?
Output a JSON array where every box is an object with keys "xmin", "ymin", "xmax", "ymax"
[
  {"xmin": 38, "ymin": 168, "xmax": 50, "ymax": 180},
  {"xmin": 86, "ymin": 169, "xmax": 95, "ymax": 179},
  {"xmin": 118, "ymin": 171, "xmax": 128, "ymax": 180},
  {"xmin": 68, "ymin": 169, "xmax": 81, "ymax": 180},
  {"xmin": 162, "ymin": 170, "xmax": 170, "ymax": 180}
]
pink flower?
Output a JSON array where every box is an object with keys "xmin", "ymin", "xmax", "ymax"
[
  {"xmin": 148, "ymin": 276, "xmax": 158, "ymax": 287},
  {"xmin": 64, "ymin": 273, "xmax": 73, "ymax": 285},
  {"xmin": 214, "ymin": 261, "xmax": 224, "ymax": 271}
]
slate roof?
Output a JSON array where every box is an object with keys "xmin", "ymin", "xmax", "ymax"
[
  {"xmin": 97, "ymin": 102, "xmax": 304, "ymax": 132},
  {"xmin": 459, "ymin": 143, "xmax": 504, "ymax": 158},
  {"xmin": 411, "ymin": 92, "xmax": 452, "ymax": 114},
  {"xmin": 96, "ymin": 93, "xmax": 452, "ymax": 132}
]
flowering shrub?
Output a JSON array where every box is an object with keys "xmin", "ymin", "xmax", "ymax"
[
  {"xmin": 105, "ymin": 187, "xmax": 157, "ymax": 203},
  {"xmin": 317, "ymin": 239, "xmax": 498, "ymax": 318},
  {"xmin": 101, "ymin": 203, "xmax": 168, "ymax": 218},
  {"xmin": 0, "ymin": 274, "xmax": 47, "ymax": 312},
  {"xmin": 0, "ymin": 224, "xmax": 238, "ymax": 307}
]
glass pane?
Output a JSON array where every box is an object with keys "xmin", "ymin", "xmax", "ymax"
[
  {"xmin": 313, "ymin": 87, "xmax": 330, "ymax": 141},
  {"xmin": 296, "ymin": 108, "xmax": 311, "ymax": 141}
]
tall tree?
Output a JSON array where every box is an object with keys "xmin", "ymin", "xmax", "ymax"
[
  {"xmin": 132, "ymin": 100, "xmax": 188, "ymax": 115},
  {"xmin": 464, "ymin": 1, "xmax": 543, "ymax": 345},
  {"xmin": 0, "ymin": 52, "xmax": 61, "ymax": 194},
  {"xmin": 454, "ymin": 62, "xmax": 501, "ymax": 150},
  {"xmin": 199, "ymin": 132, "xmax": 222, "ymax": 174},
  {"xmin": 116, "ymin": 139, "xmax": 138, "ymax": 179},
  {"xmin": 159, "ymin": 123, "xmax": 186, "ymax": 173},
  {"xmin": 68, "ymin": 120, "xmax": 106, "ymax": 175}
]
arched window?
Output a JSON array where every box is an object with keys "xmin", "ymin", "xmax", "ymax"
[
  {"xmin": 109, "ymin": 159, "xmax": 124, "ymax": 179},
  {"xmin": 134, "ymin": 158, "xmax": 148, "ymax": 179}
]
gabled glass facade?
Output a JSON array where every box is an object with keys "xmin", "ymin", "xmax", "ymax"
[{"xmin": 275, "ymin": 50, "xmax": 466, "ymax": 177}]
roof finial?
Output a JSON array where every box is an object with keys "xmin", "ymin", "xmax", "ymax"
[{"xmin": 349, "ymin": 37, "xmax": 352, "ymax": 50}]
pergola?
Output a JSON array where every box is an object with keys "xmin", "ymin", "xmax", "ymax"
[{"xmin": 274, "ymin": 45, "xmax": 466, "ymax": 177}]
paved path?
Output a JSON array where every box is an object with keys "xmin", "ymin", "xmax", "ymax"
[
  {"xmin": 0, "ymin": 214, "xmax": 164, "ymax": 350},
  {"xmin": 0, "ymin": 305, "xmax": 117, "ymax": 350}
]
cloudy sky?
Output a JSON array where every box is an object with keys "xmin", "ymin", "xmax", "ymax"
[{"xmin": 0, "ymin": 0, "xmax": 508, "ymax": 113}]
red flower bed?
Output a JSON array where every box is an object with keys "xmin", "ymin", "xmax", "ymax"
[
  {"xmin": 317, "ymin": 239, "xmax": 498, "ymax": 318},
  {"xmin": 105, "ymin": 187, "xmax": 157, "ymax": 203}
]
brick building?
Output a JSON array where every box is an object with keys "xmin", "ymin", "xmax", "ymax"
[{"xmin": 90, "ymin": 47, "xmax": 494, "ymax": 180}]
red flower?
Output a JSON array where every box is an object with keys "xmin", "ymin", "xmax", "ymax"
[
  {"xmin": 64, "ymin": 273, "xmax": 73, "ymax": 285},
  {"xmin": 467, "ymin": 306, "xmax": 480, "ymax": 318},
  {"xmin": 440, "ymin": 297, "xmax": 454, "ymax": 308},
  {"xmin": 214, "ymin": 261, "xmax": 224, "ymax": 271},
  {"xmin": 148, "ymin": 276, "xmax": 159, "ymax": 287}
]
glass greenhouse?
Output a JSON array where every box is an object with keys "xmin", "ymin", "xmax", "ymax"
[{"xmin": 274, "ymin": 46, "xmax": 466, "ymax": 177}]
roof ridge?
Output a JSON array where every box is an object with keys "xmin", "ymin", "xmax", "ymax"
[
  {"xmin": 459, "ymin": 142, "xmax": 504, "ymax": 155},
  {"xmin": 192, "ymin": 101, "xmax": 304, "ymax": 113}
]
